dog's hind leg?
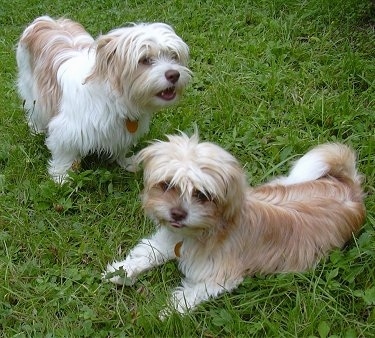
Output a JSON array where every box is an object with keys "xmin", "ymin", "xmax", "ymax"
[{"xmin": 161, "ymin": 277, "xmax": 243, "ymax": 317}]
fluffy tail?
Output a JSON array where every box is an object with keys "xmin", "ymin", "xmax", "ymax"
[{"xmin": 279, "ymin": 143, "xmax": 361, "ymax": 186}]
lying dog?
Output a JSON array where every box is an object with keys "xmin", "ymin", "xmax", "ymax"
[{"xmin": 104, "ymin": 133, "xmax": 365, "ymax": 315}]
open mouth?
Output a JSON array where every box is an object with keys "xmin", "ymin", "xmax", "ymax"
[{"xmin": 157, "ymin": 87, "xmax": 177, "ymax": 101}]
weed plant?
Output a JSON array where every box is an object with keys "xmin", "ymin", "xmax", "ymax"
[{"xmin": 0, "ymin": 0, "xmax": 374, "ymax": 336}]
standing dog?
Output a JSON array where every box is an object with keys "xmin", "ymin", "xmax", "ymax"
[
  {"xmin": 16, "ymin": 16, "xmax": 191, "ymax": 182},
  {"xmin": 104, "ymin": 133, "xmax": 365, "ymax": 314}
]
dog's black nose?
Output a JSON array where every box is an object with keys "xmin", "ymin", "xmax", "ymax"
[
  {"xmin": 170, "ymin": 207, "xmax": 187, "ymax": 221},
  {"xmin": 165, "ymin": 70, "xmax": 180, "ymax": 84}
]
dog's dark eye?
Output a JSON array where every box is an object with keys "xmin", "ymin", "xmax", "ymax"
[
  {"xmin": 159, "ymin": 181, "xmax": 171, "ymax": 192},
  {"xmin": 170, "ymin": 52, "xmax": 179, "ymax": 62},
  {"xmin": 139, "ymin": 56, "xmax": 153, "ymax": 65},
  {"xmin": 193, "ymin": 190, "xmax": 212, "ymax": 203}
]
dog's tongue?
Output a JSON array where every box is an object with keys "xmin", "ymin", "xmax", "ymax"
[{"xmin": 158, "ymin": 87, "xmax": 176, "ymax": 101}]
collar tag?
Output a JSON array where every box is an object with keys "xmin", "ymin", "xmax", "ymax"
[
  {"xmin": 125, "ymin": 119, "xmax": 138, "ymax": 133},
  {"xmin": 174, "ymin": 241, "xmax": 183, "ymax": 258}
]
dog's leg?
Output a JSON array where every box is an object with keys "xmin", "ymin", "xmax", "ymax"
[
  {"xmin": 47, "ymin": 151, "xmax": 80, "ymax": 184},
  {"xmin": 45, "ymin": 130, "xmax": 80, "ymax": 183},
  {"xmin": 161, "ymin": 277, "xmax": 242, "ymax": 317},
  {"xmin": 103, "ymin": 227, "xmax": 180, "ymax": 285}
]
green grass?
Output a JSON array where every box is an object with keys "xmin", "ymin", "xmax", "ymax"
[{"xmin": 1, "ymin": 0, "xmax": 375, "ymax": 336}]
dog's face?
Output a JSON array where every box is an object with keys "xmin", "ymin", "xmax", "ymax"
[
  {"xmin": 137, "ymin": 134, "xmax": 247, "ymax": 236},
  {"xmin": 89, "ymin": 23, "xmax": 191, "ymax": 112}
]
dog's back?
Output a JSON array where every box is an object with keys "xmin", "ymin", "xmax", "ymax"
[
  {"xmin": 245, "ymin": 143, "xmax": 365, "ymax": 274},
  {"xmin": 16, "ymin": 16, "xmax": 94, "ymax": 130},
  {"xmin": 19, "ymin": 16, "xmax": 92, "ymax": 58}
]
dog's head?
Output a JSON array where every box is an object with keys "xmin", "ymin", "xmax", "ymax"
[
  {"xmin": 136, "ymin": 133, "xmax": 248, "ymax": 237},
  {"xmin": 87, "ymin": 23, "xmax": 191, "ymax": 114}
]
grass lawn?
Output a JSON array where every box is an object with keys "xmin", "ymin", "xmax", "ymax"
[{"xmin": 1, "ymin": 0, "xmax": 374, "ymax": 336}]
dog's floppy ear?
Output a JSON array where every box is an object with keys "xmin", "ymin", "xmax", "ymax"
[
  {"xmin": 134, "ymin": 138, "xmax": 160, "ymax": 167},
  {"xmin": 214, "ymin": 161, "xmax": 247, "ymax": 223},
  {"xmin": 134, "ymin": 139, "xmax": 164, "ymax": 189},
  {"xmin": 96, "ymin": 36, "xmax": 117, "ymax": 59},
  {"xmin": 85, "ymin": 35, "xmax": 120, "ymax": 88}
]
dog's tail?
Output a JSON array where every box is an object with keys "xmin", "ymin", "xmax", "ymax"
[{"xmin": 280, "ymin": 143, "xmax": 362, "ymax": 186}]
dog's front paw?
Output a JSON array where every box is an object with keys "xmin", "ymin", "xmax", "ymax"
[
  {"xmin": 102, "ymin": 261, "xmax": 135, "ymax": 286},
  {"xmin": 116, "ymin": 155, "xmax": 139, "ymax": 173},
  {"xmin": 158, "ymin": 305, "xmax": 184, "ymax": 321}
]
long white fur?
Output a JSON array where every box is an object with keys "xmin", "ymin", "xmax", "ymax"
[
  {"xmin": 103, "ymin": 134, "xmax": 365, "ymax": 316},
  {"xmin": 16, "ymin": 16, "xmax": 191, "ymax": 182},
  {"xmin": 274, "ymin": 143, "xmax": 359, "ymax": 186}
]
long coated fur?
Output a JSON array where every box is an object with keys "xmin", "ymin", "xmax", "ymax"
[
  {"xmin": 104, "ymin": 133, "xmax": 365, "ymax": 315},
  {"xmin": 16, "ymin": 16, "xmax": 191, "ymax": 182}
]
